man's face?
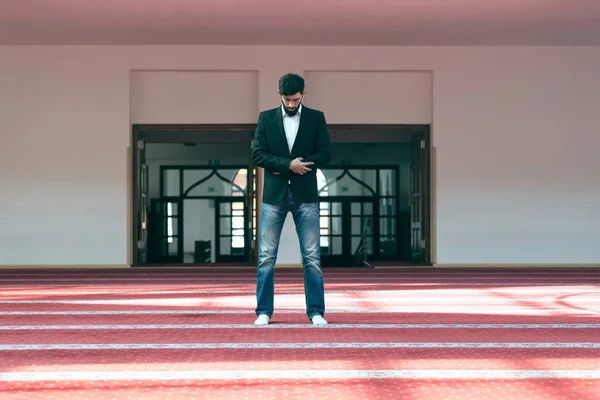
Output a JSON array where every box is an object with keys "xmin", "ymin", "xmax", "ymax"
[{"xmin": 280, "ymin": 91, "xmax": 303, "ymax": 115}]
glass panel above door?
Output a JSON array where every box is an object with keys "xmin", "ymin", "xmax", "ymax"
[
  {"xmin": 182, "ymin": 169, "xmax": 247, "ymax": 197},
  {"xmin": 318, "ymin": 169, "xmax": 377, "ymax": 196}
]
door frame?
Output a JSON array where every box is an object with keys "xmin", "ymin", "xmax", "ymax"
[
  {"xmin": 130, "ymin": 124, "xmax": 255, "ymax": 267},
  {"xmin": 324, "ymin": 125, "xmax": 431, "ymax": 265},
  {"xmin": 131, "ymin": 123, "xmax": 432, "ymax": 267}
]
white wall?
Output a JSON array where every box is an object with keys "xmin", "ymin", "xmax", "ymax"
[
  {"xmin": 131, "ymin": 70, "xmax": 259, "ymax": 124},
  {"xmin": 0, "ymin": 46, "xmax": 598, "ymax": 265},
  {"xmin": 304, "ymin": 71, "xmax": 432, "ymax": 124}
]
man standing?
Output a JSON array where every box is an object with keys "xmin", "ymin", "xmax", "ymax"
[{"xmin": 251, "ymin": 73, "xmax": 332, "ymax": 326}]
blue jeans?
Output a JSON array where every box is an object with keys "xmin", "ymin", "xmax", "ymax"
[{"xmin": 255, "ymin": 188, "xmax": 325, "ymax": 321}]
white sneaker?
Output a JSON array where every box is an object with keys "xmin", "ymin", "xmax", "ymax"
[
  {"xmin": 311, "ymin": 315, "xmax": 328, "ymax": 325},
  {"xmin": 254, "ymin": 314, "xmax": 270, "ymax": 326}
]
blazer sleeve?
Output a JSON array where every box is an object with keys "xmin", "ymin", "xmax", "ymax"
[
  {"xmin": 251, "ymin": 112, "xmax": 293, "ymax": 176},
  {"xmin": 302, "ymin": 111, "xmax": 332, "ymax": 169}
]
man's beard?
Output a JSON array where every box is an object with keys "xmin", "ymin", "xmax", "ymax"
[{"xmin": 283, "ymin": 101, "xmax": 300, "ymax": 117}]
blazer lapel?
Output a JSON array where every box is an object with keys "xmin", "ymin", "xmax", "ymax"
[
  {"xmin": 274, "ymin": 108, "xmax": 291, "ymax": 157},
  {"xmin": 290, "ymin": 107, "xmax": 307, "ymax": 155}
]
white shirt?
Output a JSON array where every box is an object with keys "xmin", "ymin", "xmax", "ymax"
[
  {"xmin": 281, "ymin": 104, "xmax": 301, "ymax": 184},
  {"xmin": 282, "ymin": 103, "xmax": 301, "ymax": 153}
]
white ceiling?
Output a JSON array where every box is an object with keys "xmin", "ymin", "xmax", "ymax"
[{"xmin": 1, "ymin": 0, "xmax": 599, "ymax": 45}]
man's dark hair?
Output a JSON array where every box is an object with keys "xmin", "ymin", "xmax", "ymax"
[{"xmin": 279, "ymin": 73, "xmax": 305, "ymax": 96}]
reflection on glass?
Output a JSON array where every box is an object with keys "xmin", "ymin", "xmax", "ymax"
[
  {"xmin": 379, "ymin": 169, "xmax": 396, "ymax": 197},
  {"xmin": 219, "ymin": 202, "xmax": 231, "ymax": 216},
  {"xmin": 329, "ymin": 217, "xmax": 342, "ymax": 234},
  {"xmin": 319, "ymin": 169, "xmax": 376, "ymax": 196},
  {"xmin": 232, "ymin": 236, "xmax": 245, "ymax": 249},
  {"xmin": 164, "ymin": 169, "xmax": 180, "ymax": 196},
  {"xmin": 220, "ymin": 237, "xmax": 231, "ymax": 255},
  {"xmin": 220, "ymin": 217, "xmax": 231, "ymax": 235},
  {"xmin": 380, "ymin": 217, "xmax": 396, "ymax": 236},
  {"xmin": 352, "ymin": 236, "xmax": 373, "ymax": 255},
  {"xmin": 232, "ymin": 217, "xmax": 244, "ymax": 229},
  {"xmin": 331, "ymin": 237, "xmax": 343, "ymax": 255},
  {"xmin": 380, "ymin": 199, "xmax": 396, "ymax": 217},
  {"xmin": 183, "ymin": 169, "xmax": 247, "ymax": 197},
  {"xmin": 167, "ymin": 202, "xmax": 175, "ymax": 243},
  {"xmin": 351, "ymin": 217, "xmax": 363, "ymax": 235},
  {"xmin": 168, "ymin": 238, "xmax": 178, "ymax": 256},
  {"xmin": 218, "ymin": 200, "xmax": 246, "ymax": 255}
]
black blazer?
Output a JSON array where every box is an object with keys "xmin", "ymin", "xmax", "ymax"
[{"xmin": 252, "ymin": 106, "xmax": 332, "ymax": 204}]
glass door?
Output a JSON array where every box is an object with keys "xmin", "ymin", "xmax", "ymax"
[
  {"xmin": 216, "ymin": 199, "xmax": 248, "ymax": 262},
  {"xmin": 349, "ymin": 199, "xmax": 376, "ymax": 258},
  {"xmin": 148, "ymin": 198, "xmax": 182, "ymax": 263},
  {"xmin": 319, "ymin": 197, "xmax": 376, "ymax": 267},
  {"xmin": 319, "ymin": 199, "xmax": 344, "ymax": 266}
]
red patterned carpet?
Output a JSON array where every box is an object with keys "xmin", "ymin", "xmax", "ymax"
[{"xmin": 0, "ymin": 267, "xmax": 599, "ymax": 399}]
